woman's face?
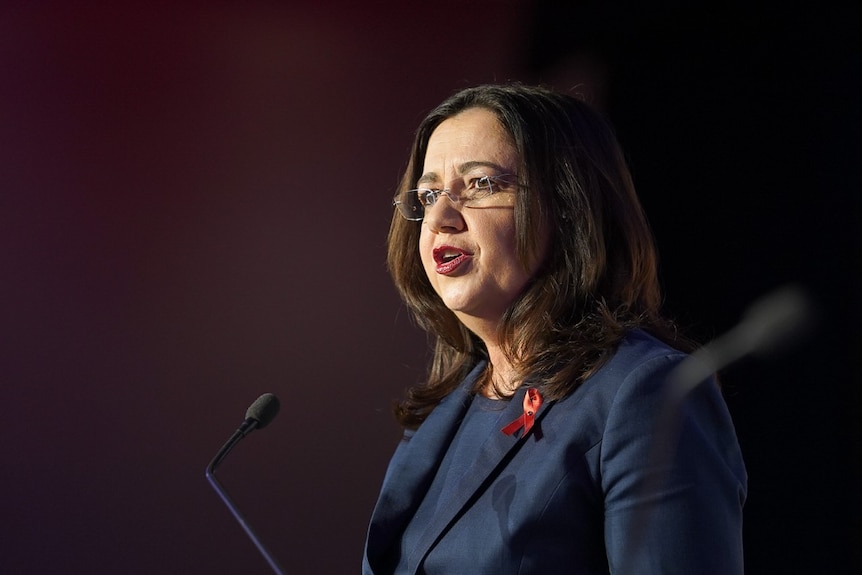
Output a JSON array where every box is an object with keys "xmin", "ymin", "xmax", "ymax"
[{"xmin": 418, "ymin": 107, "xmax": 544, "ymax": 333}]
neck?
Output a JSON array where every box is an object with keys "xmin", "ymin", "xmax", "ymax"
[
  {"xmin": 481, "ymin": 343, "xmax": 519, "ymax": 398},
  {"xmin": 453, "ymin": 312, "xmax": 520, "ymax": 397}
]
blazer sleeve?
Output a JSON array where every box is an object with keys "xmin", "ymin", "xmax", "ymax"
[{"xmin": 600, "ymin": 353, "xmax": 748, "ymax": 574}]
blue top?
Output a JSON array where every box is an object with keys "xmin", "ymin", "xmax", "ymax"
[{"xmin": 364, "ymin": 330, "xmax": 747, "ymax": 575}]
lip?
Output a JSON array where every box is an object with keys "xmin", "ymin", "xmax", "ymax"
[{"xmin": 433, "ymin": 245, "xmax": 473, "ymax": 275}]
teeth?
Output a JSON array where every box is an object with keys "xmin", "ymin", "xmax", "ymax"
[
  {"xmin": 435, "ymin": 247, "xmax": 467, "ymax": 265},
  {"xmin": 439, "ymin": 249, "xmax": 462, "ymax": 263}
]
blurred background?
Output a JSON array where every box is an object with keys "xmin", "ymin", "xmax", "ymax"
[{"xmin": 2, "ymin": 1, "xmax": 858, "ymax": 573}]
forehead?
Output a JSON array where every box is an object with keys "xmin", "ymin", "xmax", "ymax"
[{"xmin": 420, "ymin": 107, "xmax": 519, "ymax": 182}]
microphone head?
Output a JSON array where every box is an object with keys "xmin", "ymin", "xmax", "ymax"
[
  {"xmin": 245, "ymin": 393, "xmax": 280, "ymax": 429},
  {"xmin": 741, "ymin": 283, "xmax": 819, "ymax": 358}
]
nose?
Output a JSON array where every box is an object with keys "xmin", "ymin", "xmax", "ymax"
[{"xmin": 423, "ymin": 193, "xmax": 465, "ymax": 233}]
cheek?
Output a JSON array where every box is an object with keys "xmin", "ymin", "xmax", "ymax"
[
  {"xmin": 486, "ymin": 221, "xmax": 519, "ymax": 265},
  {"xmin": 487, "ymin": 222, "xmax": 535, "ymax": 290},
  {"xmin": 418, "ymin": 226, "xmax": 437, "ymax": 277},
  {"xmin": 489, "ymin": 215, "xmax": 547, "ymax": 283}
]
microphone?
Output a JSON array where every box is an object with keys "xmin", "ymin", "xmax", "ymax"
[
  {"xmin": 620, "ymin": 284, "xmax": 818, "ymax": 573},
  {"xmin": 667, "ymin": 283, "xmax": 817, "ymax": 400},
  {"xmin": 206, "ymin": 393, "xmax": 286, "ymax": 575}
]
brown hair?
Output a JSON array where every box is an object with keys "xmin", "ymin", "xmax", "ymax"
[{"xmin": 388, "ymin": 84, "xmax": 688, "ymax": 429}]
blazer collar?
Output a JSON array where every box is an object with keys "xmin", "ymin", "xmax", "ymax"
[
  {"xmin": 365, "ymin": 363, "xmax": 480, "ymax": 572},
  {"xmin": 365, "ymin": 361, "xmax": 554, "ymax": 573}
]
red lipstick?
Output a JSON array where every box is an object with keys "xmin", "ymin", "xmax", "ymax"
[{"xmin": 433, "ymin": 245, "xmax": 472, "ymax": 275}]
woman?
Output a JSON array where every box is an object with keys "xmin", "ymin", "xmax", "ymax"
[{"xmin": 364, "ymin": 84, "xmax": 746, "ymax": 574}]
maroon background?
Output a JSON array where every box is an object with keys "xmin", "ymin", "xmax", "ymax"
[{"xmin": 2, "ymin": 2, "xmax": 858, "ymax": 573}]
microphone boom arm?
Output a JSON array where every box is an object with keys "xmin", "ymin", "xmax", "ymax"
[{"xmin": 206, "ymin": 395, "xmax": 286, "ymax": 575}]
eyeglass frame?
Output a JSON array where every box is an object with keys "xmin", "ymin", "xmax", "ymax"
[{"xmin": 392, "ymin": 173, "xmax": 519, "ymax": 221}]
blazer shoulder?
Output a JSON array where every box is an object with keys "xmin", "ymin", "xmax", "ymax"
[
  {"xmin": 568, "ymin": 329, "xmax": 687, "ymax": 402},
  {"xmin": 608, "ymin": 329, "xmax": 687, "ymax": 372}
]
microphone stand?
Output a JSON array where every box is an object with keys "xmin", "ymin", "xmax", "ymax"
[{"xmin": 206, "ymin": 415, "xmax": 286, "ymax": 575}]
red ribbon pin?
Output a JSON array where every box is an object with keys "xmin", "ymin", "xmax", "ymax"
[{"xmin": 501, "ymin": 388, "xmax": 543, "ymax": 437}]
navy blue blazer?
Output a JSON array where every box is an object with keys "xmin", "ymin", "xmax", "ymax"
[{"xmin": 363, "ymin": 330, "xmax": 747, "ymax": 574}]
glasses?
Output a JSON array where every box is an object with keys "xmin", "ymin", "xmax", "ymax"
[{"xmin": 393, "ymin": 174, "xmax": 518, "ymax": 221}]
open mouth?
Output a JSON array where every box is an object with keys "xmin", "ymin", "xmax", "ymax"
[
  {"xmin": 433, "ymin": 246, "xmax": 470, "ymax": 264},
  {"xmin": 433, "ymin": 246, "xmax": 472, "ymax": 274}
]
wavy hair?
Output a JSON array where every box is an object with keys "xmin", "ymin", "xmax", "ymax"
[{"xmin": 388, "ymin": 84, "xmax": 688, "ymax": 429}]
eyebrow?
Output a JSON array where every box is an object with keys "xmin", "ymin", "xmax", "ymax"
[{"xmin": 417, "ymin": 161, "xmax": 510, "ymax": 186}]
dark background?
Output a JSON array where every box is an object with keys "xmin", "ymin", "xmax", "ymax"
[{"xmin": 2, "ymin": 1, "xmax": 858, "ymax": 573}]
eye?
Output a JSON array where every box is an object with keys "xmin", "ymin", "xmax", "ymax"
[
  {"xmin": 471, "ymin": 175, "xmax": 494, "ymax": 190},
  {"xmin": 417, "ymin": 188, "xmax": 440, "ymax": 207},
  {"xmin": 462, "ymin": 175, "xmax": 496, "ymax": 201}
]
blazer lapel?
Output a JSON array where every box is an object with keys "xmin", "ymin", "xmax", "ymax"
[
  {"xmin": 365, "ymin": 363, "xmax": 482, "ymax": 572},
  {"xmin": 406, "ymin": 385, "xmax": 555, "ymax": 571}
]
